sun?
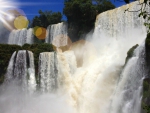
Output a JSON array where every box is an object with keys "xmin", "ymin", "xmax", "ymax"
[
  {"xmin": 0, "ymin": 0, "xmax": 18, "ymax": 30},
  {"xmin": 0, "ymin": 0, "xmax": 29, "ymax": 30}
]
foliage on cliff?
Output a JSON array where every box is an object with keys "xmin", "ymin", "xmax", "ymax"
[
  {"xmin": 29, "ymin": 0, "xmax": 115, "ymax": 41},
  {"xmin": 0, "ymin": 43, "xmax": 54, "ymax": 84},
  {"xmin": 30, "ymin": 10, "xmax": 62, "ymax": 28},
  {"xmin": 63, "ymin": 0, "xmax": 115, "ymax": 38}
]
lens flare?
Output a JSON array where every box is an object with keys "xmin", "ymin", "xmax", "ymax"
[
  {"xmin": 0, "ymin": 0, "xmax": 29, "ymax": 30},
  {"xmin": 52, "ymin": 35, "xmax": 72, "ymax": 52},
  {"xmin": 0, "ymin": 0, "xmax": 17, "ymax": 29},
  {"xmin": 2, "ymin": 9, "xmax": 28, "ymax": 30},
  {"xmin": 14, "ymin": 15, "xmax": 29, "ymax": 29},
  {"xmin": 33, "ymin": 26, "xmax": 47, "ymax": 40}
]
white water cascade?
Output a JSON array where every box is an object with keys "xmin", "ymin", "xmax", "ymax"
[
  {"xmin": 5, "ymin": 50, "xmax": 36, "ymax": 92},
  {"xmin": 38, "ymin": 52, "xmax": 58, "ymax": 92},
  {"xmin": 8, "ymin": 28, "xmax": 34, "ymax": 46},
  {"xmin": 109, "ymin": 43, "xmax": 146, "ymax": 113},
  {"xmin": 38, "ymin": 51, "xmax": 77, "ymax": 93},
  {"xmin": 0, "ymin": 1, "xmax": 149, "ymax": 113},
  {"xmin": 95, "ymin": 2, "xmax": 146, "ymax": 39},
  {"xmin": 45, "ymin": 22, "xmax": 69, "ymax": 47}
]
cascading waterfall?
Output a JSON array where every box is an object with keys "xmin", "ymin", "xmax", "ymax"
[
  {"xmin": 66, "ymin": 2, "xmax": 147, "ymax": 113},
  {"xmin": 26, "ymin": 28, "xmax": 34, "ymax": 44},
  {"xmin": 45, "ymin": 22, "xmax": 69, "ymax": 47},
  {"xmin": 38, "ymin": 51, "xmax": 77, "ymax": 92},
  {"xmin": 65, "ymin": 1, "xmax": 147, "ymax": 113},
  {"xmin": 95, "ymin": 2, "xmax": 145, "ymax": 39},
  {"xmin": 63, "ymin": 51, "xmax": 77, "ymax": 75},
  {"xmin": 38, "ymin": 52, "xmax": 58, "ymax": 92},
  {"xmin": 5, "ymin": 50, "xmax": 36, "ymax": 92},
  {"xmin": 5, "ymin": 51, "xmax": 17, "ymax": 81},
  {"xmin": 8, "ymin": 28, "xmax": 34, "ymax": 46},
  {"xmin": 27, "ymin": 51, "xmax": 36, "ymax": 92},
  {"xmin": 5, "ymin": 50, "xmax": 27, "ymax": 83},
  {"xmin": 0, "ymin": 1, "xmax": 149, "ymax": 113},
  {"xmin": 109, "ymin": 43, "xmax": 146, "ymax": 113}
]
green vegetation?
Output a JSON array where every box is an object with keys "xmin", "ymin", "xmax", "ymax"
[
  {"xmin": 0, "ymin": 44, "xmax": 22, "ymax": 84},
  {"xmin": 30, "ymin": 10, "xmax": 62, "ymax": 28},
  {"xmin": 0, "ymin": 43, "xmax": 54, "ymax": 84},
  {"xmin": 28, "ymin": 0, "xmax": 115, "ymax": 41},
  {"xmin": 63, "ymin": 0, "xmax": 115, "ymax": 38},
  {"xmin": 28, "ymin": 10, "xmax": 62, "ymax": 42}
]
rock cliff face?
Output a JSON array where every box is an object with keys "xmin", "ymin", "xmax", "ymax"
[
  {"xmin": 125, "ymin": 44, "xmax": 139, "ymax": 64},
  {"xmin": 142, "ymin": 33, "xmax": 150, "ymax": 113},
  {"xmin": 145, "ymin": 33, "xmax": 150, "ymax": 67}
]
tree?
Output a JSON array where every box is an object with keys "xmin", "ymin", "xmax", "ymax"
[
  {"xmin": 63, "ymin": 0, "xmax": 115, "ymax": 38},
  {"xmin": 30, "ymin": 10, "xmax": 62, "ymax": 28}
]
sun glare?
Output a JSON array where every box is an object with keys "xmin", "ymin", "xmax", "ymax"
[
  {"xmin": 0, "ymin": 0, "xmax": 29, "ymax": 30},
  {"xmin": 0, "ymin": 0, "xmax": 17, "ymax": 30},
  {"xmin": 0, "ymin": 0, "xmax": 17, "ymax": 18}
]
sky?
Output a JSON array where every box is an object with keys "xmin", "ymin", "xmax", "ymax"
[
  {"xmin": 15, "ymin": 0, "xmax": 126, "ymax": 21},
  {"xmin": 17, "ymin": 0, "xmax": 65, "ymax": 21}
]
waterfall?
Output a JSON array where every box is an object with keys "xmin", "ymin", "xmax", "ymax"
[
  {"xmin": 38, "ymin": 52, "xmax": 58, "ymax": 92},
  {"xmin": 5, "ymin": 50, "xmax": 36, "ymax": 92},
  {"xmin": 63, "ymin": 51, "xmax": 77, "ymax": 74},
  {"xmin": 38, "ymin": 51, "xmax": 77, "ymax": 92},
  {"xmin": 27, "ymin": 51, "xmax": 36, "ymax": 93},
  {"xmin": 109, "ymin": 43, "xmax": 146, "ymax": 113},
  {"xmin": 5, "ymin": 51, "xmax": 17, "ymax": 81},
  {"xmin": 95, "ymin": 1, "xmax": 145, "ymax": 39},
  {"xmin": 8, "ymin": 28, "xmax": 34, "ymax": 46},
  {"xmin": 64, "ymin": 1, "xmax": 147, "ymax": 113},
  {"xmin": 45, "ymin": 22, "xmax": 69, "ymax": 47},
  {"xmin": 0, "ymin": 1, "xmax": 149, "ymax": 113},
  {"xmin": 26, "ymin": 28, "xmax": 34, "ymax": 44}
]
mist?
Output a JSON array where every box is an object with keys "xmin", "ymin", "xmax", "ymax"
[{"xmin": 0, "ymin": 82, "xmax": 76, "ymax": 113}]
